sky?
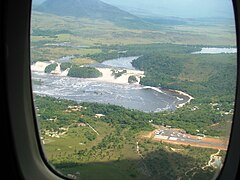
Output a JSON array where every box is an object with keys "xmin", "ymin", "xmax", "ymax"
[
  {"xmin": 101, "ymin": 0, "xmax": 234, "ymax": 18},
  {"xmin": 33, "ymin": 0, "xmax": 235, "ymax": 19},
  {"xmin": 32, "ymin": 0, "xmax": 46, "ymax": 5}
]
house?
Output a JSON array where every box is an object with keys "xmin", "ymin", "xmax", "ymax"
[
  {"xmin": 67, "ymin": 174, "xmax": 77, "ymax": 179},
  {"xmin": 196, "ymin": 133, "xmax": 205, "ymax": 137},
  {"xmin": 77, "ymin": 123, "xmax": 86, "ymax": 127},
  {"xmin": 95, "ymin": 114, "xmax": 105, "ymax": 118}
]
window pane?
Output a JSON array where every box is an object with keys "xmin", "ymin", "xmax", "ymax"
[{"xmin": 31, "ymin": 0, "xmax": 237, "ymax": 179}]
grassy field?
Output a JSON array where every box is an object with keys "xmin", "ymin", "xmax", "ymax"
[
  {"xmin": 43, "ymin": 120, "xmax": 221, "ymax": 180},
  {"xmin": 43, "ymin": 119, "xmax": 221, "ymax": 180},
  {"xmin": 35, "ymin": 96, "xmax": 225, "ymax": 180},
  {"xmin": 72, "ymin": 58, "xmax": 97, "ymax": 65},
  {"xmin": 178, "ymin": 53, "xmax": 237, "ymax": 82},
  {"xmin": 31, "ymin": 12, "xmax": 236, "ymax": 46},
  {"xmin": 31, "ymin": 11, "xmax": 236, "ymax": 63},
  {"xmin": 31, "ymin": 45, "xmax": 102, "ymax": 62}
]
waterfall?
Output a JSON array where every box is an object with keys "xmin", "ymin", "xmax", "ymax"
[
  {"xmin": 31, "ymin": 61, "xmax": 51, "ymax": 72},
  {"xmin": 51, "ymin": 63, "xmax": 61, "ymax": 74},
  {"xmin": 60, "ymin": 68, "xmax": 70, "ymax": 76}
]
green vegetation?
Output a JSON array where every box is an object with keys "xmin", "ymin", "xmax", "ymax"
[
  {"xmin": 31, "ymin": 8, "xmax": 236, "ymax": 179},
  {"xmin": 32, "ymin": 42, "xmax": 234, "ymax": 179},
  {"xmin": 111, "ymin": 69, "xmax": 127, "ymax": 79},
  {"xmin": 84, "ymin": 43, "xmax": 201, "ymax": 63},
  {"xmin": 45, "ymin": 63, "xmax": 58, "ymax": 73},
  {"xmin": 133, "ymin": 54, "xmax": 182, "ymax": 86},
  {"xmin": 30, "ymin": 11, "xmax": 236, "ymax": 63},
  {"xmin": 68, "ymin": 67, "xmax": 102, "ymax": 78},
  {"xmin": 132, "ymin": 52, "xmax": 236, "ymax": 102},
  {"xmin": 72, "ymin": 58, "xmax": 97, "ymax": 65},
  {"xmin": 86, "ymin": 43, "xmax": 234, "ymax": 104},
  {"xmin": 35, "ymin": 0, "xmax": 151, "ymax": 30},
  {"xmin": 32, "ymin": 29, "xmax": 73, "ymax": 37},
  {"xmin": 60, "ymin": 62, "xmax": 72, "ymax": 71},
  {"xmin": 35, "ymin": 96, "xmax": 222, "ymax": 180},
  {"xmin": 128, "ymin": 76, "xmax": 138, "ymax": 84},
  {"xmin": 36, "ymin": 42, "xmax": 236, "ymax": 137},
  {"xmin": 85, "ymin": 51, "xmax": 121, "ymax": 63},
  {"xmin": 84, "ymin": 131, "xmax": 96, "ymax": 141},
  {"xmin": 153, "ymin": 104, "xmax": 228, "ymax": 136}
]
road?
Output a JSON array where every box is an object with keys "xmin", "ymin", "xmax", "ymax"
[{"xmin": 86, "ymin": 123, "xmax": 99, "ymax": 135}]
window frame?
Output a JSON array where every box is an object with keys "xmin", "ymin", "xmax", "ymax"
[
  {"xmin": 3, "ymin": 0, "xmax": 240, "ymax": 179},
  {"xmin": 3, "ymin": 0, "xmax": 69, "ymax": 179},
  {"xmin": 218, "ymin": 0, "xmax": 240, "ymax": 179}
]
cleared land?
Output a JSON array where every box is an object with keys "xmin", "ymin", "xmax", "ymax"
[{"xmin": 142, "ymin": 127, "xmax": 228, "ymax": 150}]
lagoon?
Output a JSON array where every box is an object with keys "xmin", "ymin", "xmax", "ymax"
[{"xmin": 192, "ymin": 47, "xmax": 237, "ymax": 54}]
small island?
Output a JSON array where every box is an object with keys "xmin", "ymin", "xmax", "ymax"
[
  {"xmin": 111, "ymin": 69, "xmax": 127, "ymax": 79},
  {"xmin": 128, "ymin": 75, "xmax": 138, "ymax": 83},
  {"xmin": 68, "ymin": 66, "xmax": 102, "ymax": 78},
  {"xmin": 44, "ymin": 63, "xmax": 58, "ymax": 73}
]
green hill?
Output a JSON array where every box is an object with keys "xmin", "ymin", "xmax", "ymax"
[{"xmin": 34, "ymin": 0, "xmax": 148, "ymax": 29}]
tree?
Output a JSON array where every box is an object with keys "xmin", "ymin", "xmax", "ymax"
[
  {"xmin": 68, "ymin": 67, "xmax": 102, "ymax": 78},
  {"xmin": 128, "ymin": 75, "xmax": 138, "ymax": 83},
  {"xmin": 45, "ymin": 63, "xmax": 58, "ymax": 73}
]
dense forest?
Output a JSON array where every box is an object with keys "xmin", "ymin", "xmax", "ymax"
[
  {"xmin": 60, "ymin": 62, "xmax": 72, "ymax": 71},
  {"xmin": 128, "ymin": 75, "xmax": 138, "ymax": 83},
  {"xmin": 68, "ymin": 66, "xmax": 102, "ymax": 78},
  {"xmin": 111, "ymin": 69, "xmax": 127, "ymax": 79},
  {"xmin": 131, "ymin": 52, "xmax": 236, "ymax": 103},
  {"xmin": 45, "ymin": 63, "xmax": 58, "ymax": 73}
]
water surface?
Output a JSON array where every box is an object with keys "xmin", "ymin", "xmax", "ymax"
[
  {"xmin": 192, "ymin": 47, "xmax": 237, "ymax": 54},
  {"xmin": 32, "ymin": 56, "xmax": 187, "ymax": 112}
]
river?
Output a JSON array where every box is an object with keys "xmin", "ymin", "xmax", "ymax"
[{"xmin": 32, "ymin": 56, "xmax": 188, "ymax": 112}]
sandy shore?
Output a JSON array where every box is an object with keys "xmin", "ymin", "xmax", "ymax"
[{"xmin": 174, "ymin": 90, "xmax": 194, "ymax": 108}]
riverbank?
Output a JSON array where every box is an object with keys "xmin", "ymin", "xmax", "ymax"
[
  {"xmin": 174, "ymin": 90, "xmax": 194, "ymax": 108},
  {"xmin": 95, "ymin": 69, "xmax": 194, "ymax": 107},
  {"xmin": 155, "ymin": 88, "xmax": 194, "ymax": 108}
]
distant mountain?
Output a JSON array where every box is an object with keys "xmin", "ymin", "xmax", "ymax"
[
  {"xmin": 101, "ymin": 0, "xmax": 234, "ymax": 19},
  {"xmin": 34, "ymin": 0, "xmax": 148, "ymax": 29}
]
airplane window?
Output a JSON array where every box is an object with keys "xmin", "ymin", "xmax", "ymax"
[{"xmin": 30, "ymin": 0, "xmax": 237, "ymax": 179}]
